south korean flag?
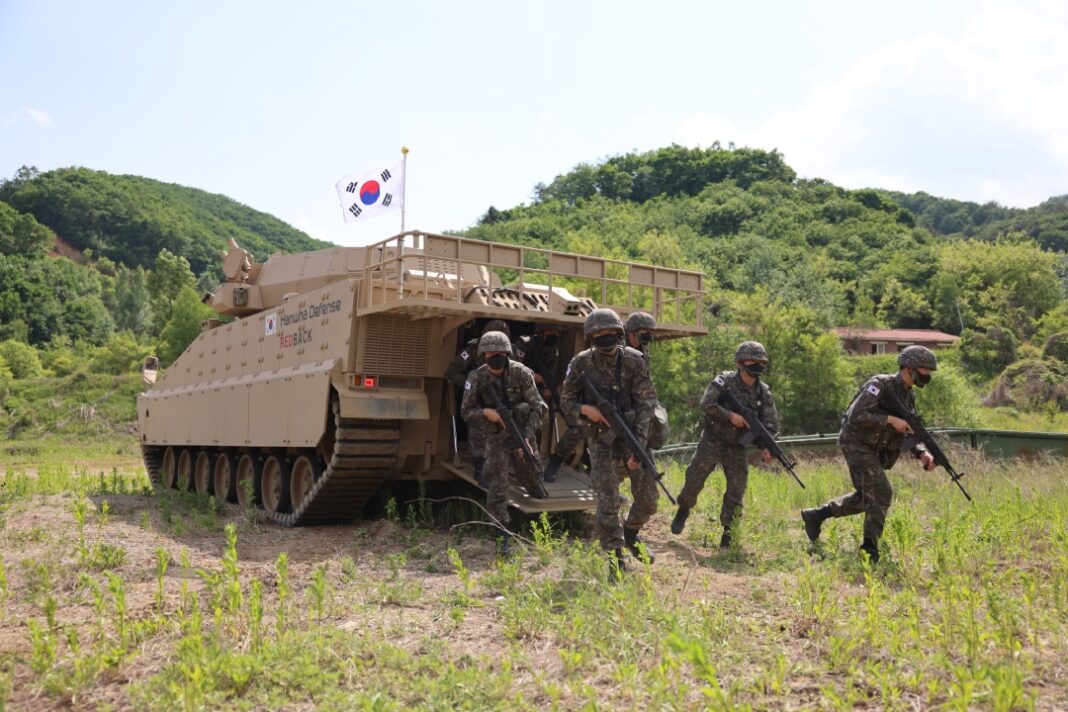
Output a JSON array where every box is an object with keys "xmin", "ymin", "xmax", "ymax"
[{"xmin": 336, "ymin": 161, "xmax": 404, "ymax": 223}]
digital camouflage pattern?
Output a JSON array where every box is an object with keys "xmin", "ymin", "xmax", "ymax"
[
  {"xmin": 823, "ymin": 372, "xmax": 929, "ymax": 544},
  {"xmin": 734, "ymin": 340, "xmax": 769, "ymax": 363},
  {"xmin": 445, "ymin": 336, "xmax": 484, "ymax": 387},
  {"xmin": 678, "ymin": 370, "xmax": 780, "ymax": 531},
  {"xmin": 560, "ymin": 345, "xmax": 658, "ymax": 550},
  {"xmin": 624, "ymin": 311, "xmax": 656, "ymax": 333},
  {"xmin": 583, "ymin": 308, "xmax": 624, "ymax": 337},
  {"xmin": 477, "ymin": 330, "xmax": 512, "ymax": 355},
  {"xmin": 897, "ymin": 344, "xmax": 938, "ymax": 370},
  {"xmin": 461, "ymin": 360, "xmax": 547, "ymax": 525}
]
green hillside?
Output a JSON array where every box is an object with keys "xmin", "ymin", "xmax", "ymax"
[{"xmin": 0, "ymin": 166, "xmax": 330, "ymax": 274}]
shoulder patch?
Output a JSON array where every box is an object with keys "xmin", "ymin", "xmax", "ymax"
[
  {"xmin": 464, "ymin": 381, "xmax": 471, "ymax": 390},
  {"xmin": 713, "ymin": 375, "xmax": 726, "ymax": 386},
  {"xmin": 460, "ymin": 351, "xmax": 469, "ymax": 360},
  {"xmin": 866, "ymin": 383, "xmax": 881, "ymax": 396}
]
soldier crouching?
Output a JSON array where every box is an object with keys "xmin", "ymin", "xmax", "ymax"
[
  {"xmin": 560, "ymin": 308, "xmax": 659, "ymax": 581},
  {"xmin": 461, "ymin": 330, "xmax": 546, "ymax": 555}
]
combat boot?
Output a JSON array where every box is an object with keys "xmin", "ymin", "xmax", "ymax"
[
  {"xmin": 543, "ymin": 454, "xmax": 562, "ymax": 483},
  {"xmin": 670, "ymin": 506, "xmax": 690, "ymax": 535},
  {"xmin": 801, "ymin": 505, "xmax": 831, "ymax": 542},
  {"xmin": 623, "ymin": 527, "xmax": 655, "ymax": 564},
  {"xmin": 608, "ymin": 549, "xmax": 627, "ymax": 583},
  {"xmin": 497, "ymin": 535, "xmax": 512, "ymax": 558},
  {"xmin": 719, "ymin": 531, "xmax": 732, "ymax": 549},
  {"xmin": 860, "ymin": 537, "xmax": 880, "ymax": 565},
  {"xmin": 474, "ymin": 458, "xmax": 486, "ymax": 488}
]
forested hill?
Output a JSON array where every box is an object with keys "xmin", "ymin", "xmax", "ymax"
[
  {"xmin": 465, "ymin": 145, "xmax": 1067, "ymax": 339},
  {"xmin": 0, "ymin": 166, "xmax": 329, "ymax": 274}
]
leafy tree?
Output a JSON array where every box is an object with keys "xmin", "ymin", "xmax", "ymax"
[
  {"xmin": 159, "ymin": 286, "xmax": 214, "ymax": 364},
  {"xmin": 148, "ymin": 249, "xmax": 196, "ymax": 332},
  {"xmin": 89, "ymin": 332, "xmax": 152, "ymax": 375},
  {"xmin": 959, "ymin": 327, "xmax": 1018, "ymax": 378},
  {"xmin": 0, "ymin": 200, "xmax": 52, "ymax": 257},
  {"xmin": 1043, "ymin": 332, "xmax": 1068, "ymax": 365},
  {"xmin": 0, "ymin": 340, "xmax": 44, "ymax": 379},
  {"xmin": 107, "ymin": 265, "xmax": 153, "ymax": 336}
]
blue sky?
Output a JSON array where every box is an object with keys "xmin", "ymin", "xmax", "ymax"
[{"xmin": 2, "ymin": 0, "xmax": 1066, "ymax": 247}]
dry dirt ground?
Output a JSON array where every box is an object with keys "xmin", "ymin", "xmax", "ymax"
[{"xmin": 0, "ymin": 484, "xmax": 819, "ymax": 711}]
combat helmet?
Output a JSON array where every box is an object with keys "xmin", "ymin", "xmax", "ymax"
[
  {"xmin": 734, "ymin": 340, "xmax": 769, "ymax": 363},
  {"xmin": 898, "ymin": 345, "xmax": 937, "ymax": 370},
  {"xmin": 583, "ymin": 308, "xmax": 624, "ymax": 338},
  {"xmin": 482, "ymin": 319, "xmax": 511, "ymax": 338},
  {"xmin": 477, "ymin": 331, "xmax": 513, "ymax": 355},
  {"xmin": 624, "ymin": 312, "xmax": 657, "ymax": 333}
]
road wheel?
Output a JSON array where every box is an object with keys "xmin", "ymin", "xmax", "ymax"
[
  {"xmin": 289, "ymin": 454, "xmax": 323, "ymax": 512},
  {"xmin": 236, "ymin": 454, "xmax": 262, "ymax": 508},
  {"xmin": 177, "ymin": 449, "xmax": 194, "ymax": 491},
  {"xmin": 162, "ymin": 447, "xmax": 178, "ymax": 489},
  {"xmin": 261, "ymin": 455, "xmax": 292, "ymax": 514},
  {"xmin": 194, "ymin": 450, "xmax": 212, "ymax": 495},
  {"xmin": 213, "ymin": 453, "xmax": 238, "ymax": 503}
]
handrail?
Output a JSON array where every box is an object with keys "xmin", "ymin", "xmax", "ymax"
[{"xmin": 359, "ymin": 230, "xmax": 705, "ymax": 331}]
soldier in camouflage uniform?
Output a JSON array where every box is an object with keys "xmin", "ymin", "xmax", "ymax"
[
  {"xmin": 461, "ymin": 331, "xmax": 547, "ymax": 553},
  {"xmin": 515, "ymin": 323, "xmax": 569, "ymax": 483},
  {"xmin": 560, "ymin": 308, "xmax": 659, "ymax": 579},
  {"xmin": 446, "ymin": 319, "xmax": 512, "ymax": 480},
  {"xmin": 801, "ymin": 345, "xmax": 938, "ymax": 564},
  {"xmin": 624, "ymin": 312, "xmax": 669, "ymax": 450},
  {"xmin": 671, "ymin": 341, "xmax": 779, "ymax": 549}
]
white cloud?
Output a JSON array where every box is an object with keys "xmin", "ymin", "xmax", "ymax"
[
  {"xmin": 21, "ymin": 106, "xmax": 54, "ymax": 127},
  {"xmin": 674, "ymin": 2, "xmax": 1068, "ymax": 207}
]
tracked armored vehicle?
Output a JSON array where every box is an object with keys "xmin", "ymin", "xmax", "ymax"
[{"xmin": 139, "ymin": 231, "xmax": 705, "ymax": 525}]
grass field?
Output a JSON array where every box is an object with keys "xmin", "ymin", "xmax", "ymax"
[{"xmin": 0, "ymin": 442, "xmax": 1066, "ymax": 710}]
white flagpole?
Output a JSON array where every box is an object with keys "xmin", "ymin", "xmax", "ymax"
[{"xmin": 400, "ymin": 146, "xmax": 409, "ymax": 232}]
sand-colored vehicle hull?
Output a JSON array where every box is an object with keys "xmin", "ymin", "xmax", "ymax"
[{"xmin": 139, "ymin": 231, "xmax": 705, "ymax": 524}]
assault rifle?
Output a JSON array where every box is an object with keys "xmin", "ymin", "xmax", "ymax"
[
  {"xmin": 880, "ymin": 389, "xmax": 972, "ymax": 502},
  {"xmin": 719, "ymin": 389, "xmax": 805, "ymax": 489},
  {"xmin": 577, "ymin": 372, "xmax": 677, "ymax": 505},
  {"xmin": 485, "ymin": 380, "xmax": 549, "ymax": 499}
]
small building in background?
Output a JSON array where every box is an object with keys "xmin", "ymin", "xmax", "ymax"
[{"xmin": 833, "ymin": 327, "xmax": 959, "ymax": 356}]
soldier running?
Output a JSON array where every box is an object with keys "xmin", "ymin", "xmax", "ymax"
[
  {"xmin": 671, "ymin": 341, "xmax": 779, "ymax": 549},
  {"xmin": 560, "ymin": 308, "xmax": 659, "ymax": 580},
  {"xmin": 461, "ymin": 330, "xmax": 547, "ymax": 555},
  {"xmin": 801, "ymin": 345, "xmax": 938, "ymax": 564}
]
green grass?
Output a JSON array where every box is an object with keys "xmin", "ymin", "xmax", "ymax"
[
  {"xmin": 0, "ymin": 450, "xmax": 1066, "ymax": 709},
  {"xmin": 978, "ymin": 406, "xmax": 1068, "ymax": 432}
]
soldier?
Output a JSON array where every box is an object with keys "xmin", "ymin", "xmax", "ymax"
[
  {"xmin": 670, "ymin": 341, "xmax": 779, "ymax": 549},
  {"xmin": 800, "ymin": 345, "xmax": 938, "ymax": 564},
  {"xmin": 560, "ymin": 308, "xmax": 659, "ymax": 580},
  {"xmin": 461, "ymin": 331, "xmax": 547, "ymax": 555},
  {"xmin": 624, "ymin": 312, "xmax": 669, "ymax": 450},
  {"xmin": 445, "ymin": 319, "xmax": 512, "ymax": 388},
  {"xmin": 446, "ymin": 319, "xmax": 512, "ymax": 480}
]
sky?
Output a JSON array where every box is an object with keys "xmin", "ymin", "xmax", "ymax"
[{"xmin": 2, "ymin": 0, "xmax": 1067, "ymax": 247}]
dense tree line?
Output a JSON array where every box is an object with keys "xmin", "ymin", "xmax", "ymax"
[
  {"xmin": 467, "ymin": 145, "xmax": 1068, "ymax": 429},
  {"xmin": 0, "ymin": 166, "xmax": 329, "ymax": 274}
]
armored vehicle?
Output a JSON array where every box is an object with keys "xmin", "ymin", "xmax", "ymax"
[{"xmin": 138, "ymin": 231, "xmax": 705, "ymax": 525}]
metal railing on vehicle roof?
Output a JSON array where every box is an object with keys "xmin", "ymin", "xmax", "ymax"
[{"xmin": 359, "ymin": 230, "xmax": 706, "ymax": 334}]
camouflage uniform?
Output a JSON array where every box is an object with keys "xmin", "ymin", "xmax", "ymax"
[
  {"xmin": 445, "ymin": 336, "xmax": 485, "ymax": 388},
  {"xmin": 825, "ymin": 373, "xmax": 928, "ymax": 543},
  {"xmin": 560, "ymin": 345, "xmax": 658, "ymax": 551},
  {"xmin": 461, "ymin": 360, "xmax": 547, "ymax": 527},
  {"xmin": 625, "ymin": 312, "xmax": 668, "ymax": 449},
  {"xmin": 677, "ymin": 370, "xmax": 780, "ymax": 531}
]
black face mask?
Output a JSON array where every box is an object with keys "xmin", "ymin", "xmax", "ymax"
[
  {"xmin": 913, "ymin": 370, "xmax": 931, "ymax": 388},
  {"xmin": 541, "ymin": 334, "xmax": 559, "ymax": 347},
  {"xmin": 638, "ymin": 332, "xmax": 653, "ymax": 345},
  {"xmin": 487, "ymin": 354, "xmax": 508, "ymax": 371},
  {"xmin": 742, "ymin": 363, "xmax": 766, "ymax": 376},
  {"xmin": 592, "ymin": 333, "xmax": 619, "ymax": 353}
]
